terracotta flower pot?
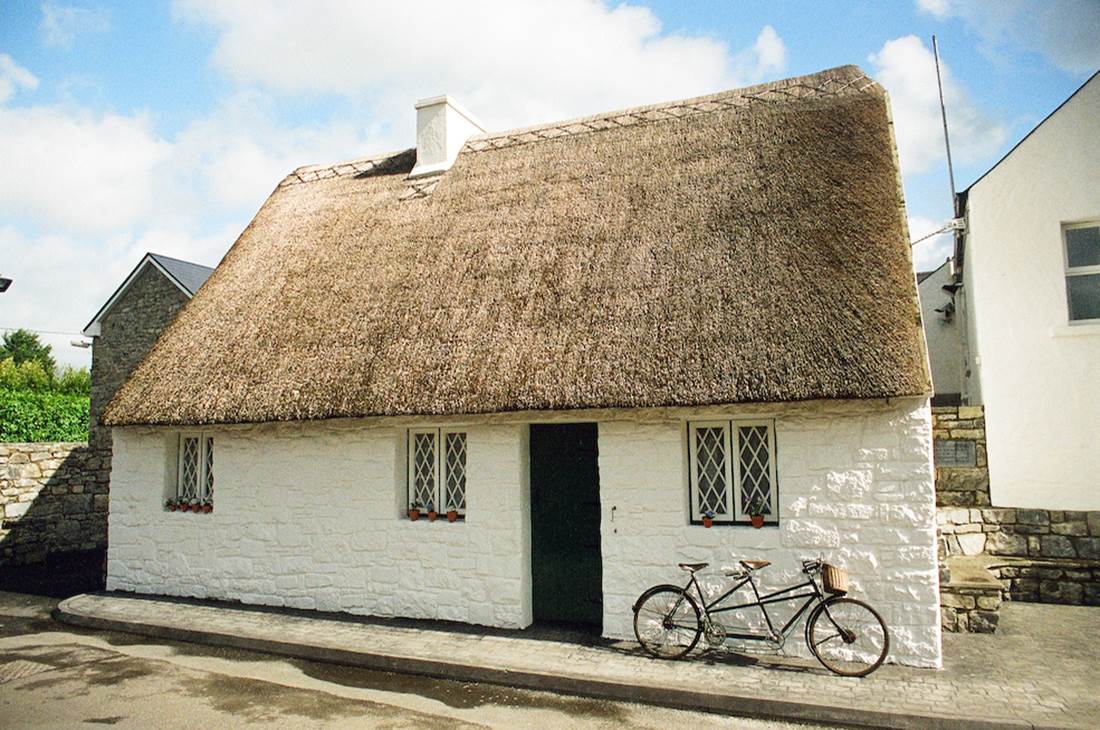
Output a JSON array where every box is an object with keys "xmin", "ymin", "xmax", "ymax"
[
  {"xmin": 447, "ymin": 510, "xmax": 458, "ymax": 523},
  {"xmin": 702, "ymin": 516, "xmax": 713, "ymax": 528},
  {"xmin": 751, "ymin": 515, "xmax": 765, "ymax": 529},
  {"xmin": 428, "ymin": 510, "xmax": 438, "ymax": 522},
  {"xmin": 167, "ymin": 503, "xmax": 176, "ymax": 512},
  {"xmin": 408, "ymin": 509, "xmax": 420, "ymax": 521},
  {"xmin": 203, "ymin": 504, "xmax": 213, "ymax": 513}
]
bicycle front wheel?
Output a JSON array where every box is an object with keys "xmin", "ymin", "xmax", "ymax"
[
  {"xmin": 632, "ymin": 586, "xmax": 702, "ymax": 659},
  {"xmin": 807, "ymin": 597, "xmax": 889, "ymax": 677}
]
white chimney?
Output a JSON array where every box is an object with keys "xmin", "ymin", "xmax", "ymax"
[{"xmin": 409, "ymin": 95, "xmax": 487, "ymax": 178}]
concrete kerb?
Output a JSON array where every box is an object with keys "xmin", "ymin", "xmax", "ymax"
[{"xmin": 54, "ymin": 594, "xmax": 1043, "ymax": 730}]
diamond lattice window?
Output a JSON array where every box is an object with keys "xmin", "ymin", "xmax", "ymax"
[
  {"xmin": 688, "ymin": 420, "xmax": 777, "ymax": 525},
  {"xmin": 175, "ymin": 433, "xmax": 214, "ymax": 507},
  {"xmin": 411, "ymin": 431, "xmax": 437, "ymax": 509},
  {"xmin": 204, "ymin": 437, "xmax": 215, "ymax": 500},
  {"xmin": 407, "ymin": 428, "xmax": 467, "ymax": 520},
  {"xmin": 738, "ymin": 425, "xmax": 773, "ymax": 516},
  {"xmin": 443, "ymin": 431, "xmax": 467, "ymax": 513},
  {"xmin": 694, "ymin": 426, "xmax": 730, "ymax": 517},
  {"xmin": 179, "ymin": 436, "xmax": 199, "ymax": 501}
]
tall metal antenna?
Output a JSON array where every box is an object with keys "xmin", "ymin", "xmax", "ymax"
[{"xmin": 932, "ymin": 35, "xmax": 958, "ymax": 216}]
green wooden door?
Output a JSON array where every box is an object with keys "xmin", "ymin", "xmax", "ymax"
[{"xmin": 530, "ymin": 423, "xmax": 602, "ymax": 629}]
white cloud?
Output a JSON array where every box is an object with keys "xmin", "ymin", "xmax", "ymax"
[
  {"xmin": 0, "ymin": 54, "xmax": 39, "ymax": 103},
  {"xmin": 735, "ymin": 25, "xmax": 787, "ymax": 81},
  {"xmin": 870, "ymin": 35, "xmax": 1007, "ymax": 175},
  {"xmin": 917, "ymin": 0, "xmax": 1100, "ymax": 74},
  {"xmin": 172, "ymin": 0, "xmax": 784, "ymax": 131},
  {"xmin": 4, "ymin": 3, "xmax": 793, "ymax": 370},
  {"xmin": 908, "ymin": 215, "xmax": 954, "ymax": 271},
  {"xmin": 40, "ymin": 2, "xmax": 110, "ymax": 49},
  {"xmin": 167, "ymin": 91, "xmax": 374, "ymax": 215},
  {"xmin": 0, "ymin": 104, "xmax": 171, "ymax": 234},
  {"xmin": 916, "ymin": 0, "xmax": 951, "ymax": 19}
]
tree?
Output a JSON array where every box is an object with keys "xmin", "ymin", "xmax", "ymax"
[
  {"xmin": 0, "ymin": 329, "xmax": 56, "ymax": 376},
  {"xmin": 56, "ymin": 365, "xmax": 91, "ymax": 396}
]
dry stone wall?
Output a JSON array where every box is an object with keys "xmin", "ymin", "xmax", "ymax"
[
  {"xmin": 933, "ymin": 406, "xmax": 1100, "ymax": 608},
  {"xmin": 932, "ymin": 406, "xmax": 989, "ymax": 508},
  {"xmin": 939, "ymin": 581, "xmax": 1002, "ymax": 633},
  {"xmin": 0, "ymin": 442, "xmax": 109, "ymax": 566}
]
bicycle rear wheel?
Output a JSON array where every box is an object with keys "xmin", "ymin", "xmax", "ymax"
[
  {"xmin": 807, "ymin": 597, "xmax": 889, "ymax": 677},
  {"xmin": 632, "ymin": 586, "xmax": 702, "ymax": 659}
]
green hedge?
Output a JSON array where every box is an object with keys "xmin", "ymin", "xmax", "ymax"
[{"xmin": 0, "ymin": 387, "xmax": 89, "ymax": 442}]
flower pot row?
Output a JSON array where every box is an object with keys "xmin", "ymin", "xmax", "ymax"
[
  {"xmin": 701, "ymin": 511, "xmax": 766, "ymax": 528},
  {"xmin": 166, "ymin": 500, "xmax": 213, "ymax": 513},
  {"xmin": 407, "ymin": 506, "xmax": 460, "ymax": 522}
]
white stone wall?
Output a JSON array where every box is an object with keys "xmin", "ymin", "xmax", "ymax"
[
  {"xmin": 107, "ymin": 396, "xmax": 939, "ymax": 667},
  {"xmin": 107, "ymin": 421, "xmax": 533, "ymax": 628},
  {"xmin": 961, "ymin": 75, "xmax": 1100, "ymax": 510},
  {"xmin": 598, "ymin": 397, "xmax": 941, "ymax": 668}
]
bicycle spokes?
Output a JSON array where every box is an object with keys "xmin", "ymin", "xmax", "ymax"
[
  {"xmin": 807, "ymin": 599, "xmax": 889, "ymax": 676},
  {"xmin": 633, "ymin": 588, "xmax": 702, "ymax": 659}
]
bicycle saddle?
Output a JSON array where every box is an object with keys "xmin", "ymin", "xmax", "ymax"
[
  {"xmin": 739, "ymin": 559, "xmax": 771, "ymax": 571},
  {"xmin": 678, "ymin": 562, "xmax": 708, "ymax": 573}
]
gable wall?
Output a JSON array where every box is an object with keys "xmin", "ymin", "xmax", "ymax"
[
  {"xmin": 961, "ymin": 76, "xmax": 1100, "ymax": 509},
  {"xmin": 90, "ymin": 264, "xmax": 190, "ymax": 451}
]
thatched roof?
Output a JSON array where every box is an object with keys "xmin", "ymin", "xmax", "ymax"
[{"xmin": 105, "ymin": 65, "xmax": 929, "ymax": 427}]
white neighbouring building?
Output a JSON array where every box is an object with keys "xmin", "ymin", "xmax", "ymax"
[
  {"xmin": 102, "ymin": 66, "xmax": 942, "ymax": 667},
  {"xmin": 916, "ymin": 260, "xmax": 964, "ymax": 406},
  {"xmin": 952, "ymin": 71, "xmax": 1100, "ymax": 511}
]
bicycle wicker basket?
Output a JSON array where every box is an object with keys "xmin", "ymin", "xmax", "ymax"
[{"xmin": 822, "ymin": 563, "xmax": 849, "ymax": 595}]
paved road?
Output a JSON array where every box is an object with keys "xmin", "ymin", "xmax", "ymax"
[{"xmin": 0, "ymin": 593, "xmax": 833, "ymax": 729}]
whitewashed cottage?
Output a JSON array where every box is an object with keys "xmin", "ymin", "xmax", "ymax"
[{"xmin": 102, "ymin": 66, "xmax": 942, "ymax": 667}]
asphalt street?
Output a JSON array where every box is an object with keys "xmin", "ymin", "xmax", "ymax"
[{"xmin": 0, "ymin": 592, "xmax": 835, "ymax": 729}]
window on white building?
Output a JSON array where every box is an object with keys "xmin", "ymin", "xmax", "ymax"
[
  {"xmin": 688, "ymin": 420, "xmax": 778, "ymax": 525},
  {"xmin": 408, "ymin": 428, "xmax": 466, "ymax": 517},
  {"xmin": 176, "ymin": 433, "xmax": 214, "ymax": 505},
  {"xmin": 1064, "ymin": 222, "xmax": 1100, "ymax": 322}
]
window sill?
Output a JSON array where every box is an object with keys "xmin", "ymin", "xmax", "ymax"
[
  {"xmin": 1050, "ymin": 321, "xmax": 1100, "ymax": 338},
  {"xmin": 691, "ymin": 521, "xmax": 779, "ymax": 528},
  {"xmin": 405, "ymin": 515, "xmax": 465, "ymax": 524}
]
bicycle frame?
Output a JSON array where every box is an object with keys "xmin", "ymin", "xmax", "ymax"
[{"xmin": 683, "ymin": 570, "xmax": 825, "ymax": 642}]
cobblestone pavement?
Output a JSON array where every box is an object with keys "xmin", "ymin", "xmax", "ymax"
[
  {"xmin": 0, "ymin": 592, "xmax": 833, "ymax": 729},
  {"xmin": 58, "ymin": 592, "xmax": 1100, "ymax": 728}
]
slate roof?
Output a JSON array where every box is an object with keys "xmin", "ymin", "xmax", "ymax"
[{"xmin": 149, "ymin": 254, "xmax": 214, "ymax": 296}]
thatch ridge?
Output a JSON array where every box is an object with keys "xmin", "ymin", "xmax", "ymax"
[
  {"xmin": 105, "ymin": 65, "xmax": 930, "ymax": 427},
  {"xmin": 279, "ymin": 65, "xmax": 877, "ymax": 188}
]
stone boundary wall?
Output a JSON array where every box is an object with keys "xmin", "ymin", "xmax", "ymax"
[
  {"xmin": 939, "ymin": 507, "xmax": 1100, "ymax": 562},
  {"xmin": 0, "ymin": 442, "xmax": 109, "ymax": 566},
  {"xmin": 933, "ymin": 406, "xmax": 1100, "ymax": 608},
  {"xmin": 932, "ymin": 406, "xmax": 989, "ymax": 508},
  {"xmin": 940, "ymin": 581, "xmax": 1002, "ymax": 633}
]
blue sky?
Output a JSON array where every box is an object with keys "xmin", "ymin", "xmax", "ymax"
[{"xmin": 1, "ymin": 0, "xmax": 1098, "ymax": 367}]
